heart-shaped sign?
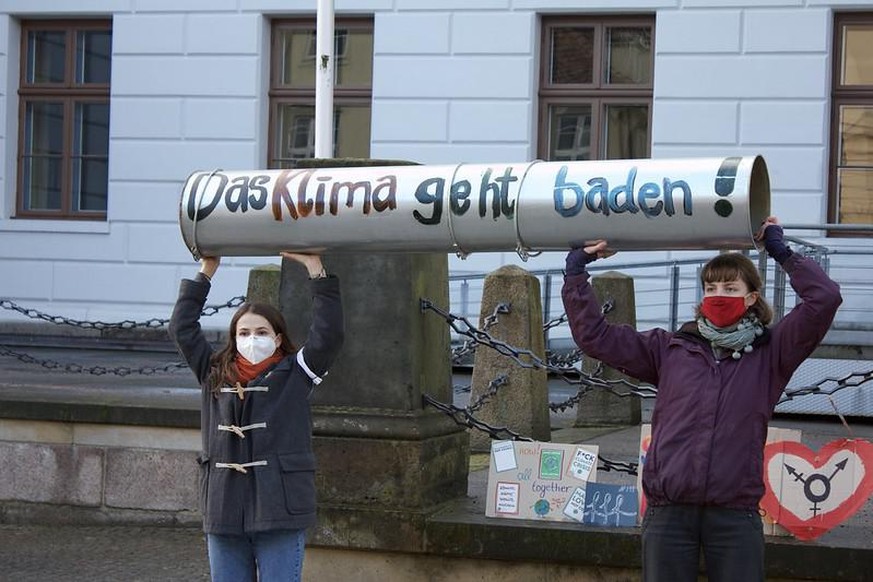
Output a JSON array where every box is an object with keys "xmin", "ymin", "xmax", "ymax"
[{"xmin": 759, "ymin": 439, "xmax": 873, "ymax": 541}]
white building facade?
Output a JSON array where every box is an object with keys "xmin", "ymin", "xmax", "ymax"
[{"xmin": 1, "ymin": 0, "xmax": 871, "ymax": 329}]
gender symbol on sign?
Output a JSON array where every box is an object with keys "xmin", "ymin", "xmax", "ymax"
[
  {"xmin": 783, "ymin": 458, "xmax": 849, "ymax": 515},
  {"xmin": 761, "ymin": 439, "xmax": 873, "ymax": 541}
]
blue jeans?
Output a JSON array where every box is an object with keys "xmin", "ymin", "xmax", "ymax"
[
  {"xmin": 206, "ymin": 529, "xmax": 305, "ymax": 582},
  {"xmin": 641, "ymin": 505, "xmax": 764, "ymax": 582}
]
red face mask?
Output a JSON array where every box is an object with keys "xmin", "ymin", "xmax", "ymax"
[{"xmin": 699, "ymin": 295, "xmax": 749, "ymax": 328}]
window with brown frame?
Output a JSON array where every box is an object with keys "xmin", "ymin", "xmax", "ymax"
[
  {"xmin": 17, "ymin": 20, "xmax": 111, "ymax": 220},
  {"xmin": 269, "ymin": 18, "xmax": 373, "ymax": 168},
  {"xmin": 830, "ymin": 13, "xmax": 873, "ymax": 230},
  {"xmin": 538, "ymin": 16, "xmax": 653, "ymax": 162}
]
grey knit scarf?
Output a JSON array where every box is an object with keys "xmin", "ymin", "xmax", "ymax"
[{"xmin": 697, "ymin": 315, "xmax": 764, "ymax": 359}]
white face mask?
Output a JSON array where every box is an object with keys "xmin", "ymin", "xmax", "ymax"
[{"xmin": 236, "ymin": 334, "xmax": 278, "ymax": 365}]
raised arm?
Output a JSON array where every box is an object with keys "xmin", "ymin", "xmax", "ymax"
[
  {"xmin": 757, "ymin": 222, "xmax": 842, "ymax": 399},
  {"xmin": 561, "ymin": 242, "xmax": 663, "ymax": 385},
  {"xmin": 281, "ymin": 252, "xmax": 344, "ymax": 379},
  {"xmin": 168, "ymin": 257, "xmax": 220, "ymax": 384}
]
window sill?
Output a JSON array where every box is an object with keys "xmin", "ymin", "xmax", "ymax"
[{"xmin": 0, "ymin": 218, "xmax": 110, "ymax": 234}]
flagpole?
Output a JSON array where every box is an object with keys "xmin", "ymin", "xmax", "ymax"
[{"xmin": 314, "ymin": 0, "xmax": 335, "ymax": 159}]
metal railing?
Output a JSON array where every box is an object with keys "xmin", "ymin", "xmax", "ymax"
[{"xmin": 449, "ymin": 229, "xmax": 873, "ymax": 355}]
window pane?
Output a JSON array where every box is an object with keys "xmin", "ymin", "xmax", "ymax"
[
  {"xmin": 72, "ymin": 102, "xmax": 109, "ymax": 212},
  {"xmin": 548, "ymin": 105, "xmax": 592, "ymax": 161},
  {"xmin": 604, "ymin": 104, "xmax": 649, "ymax": 159},
  {"xmin": 275, "ymin": 104, "xmax": 371, "ymax": 165},
  {"xmin": 842, "ymin": 24, "xmax": 873, "ymax": 86},
  {"xmin": 550, "ymin": 28, "xmax": 594, "ymax": 84},
  {"xmin": 278, "ymin": 30, "xmax": 312, "ymax": 87},
  {"xmin": 77, "ymin": 30, "xmax": 112, "ymax": 84},
  {"xmin": 72, "ymin": 158, "xmax": 109, "ymax": 212},
  {"xmin": 74, "ymin": 102, "xmax": 110, "ymax": 156},
  {"xmin": 336, "ymin": 29, "xmax": 373, "ymax": 86},
  {"xmin": 837, "ymin": 169, "xmax": 873, "ymax": 224},
  {"xmin": 22, "ymin": 156, "xmax": 62, "ymax": 211},
  {"xmin": 26, "ymin": 31, "xmax": 66, "ymax": 83},
  {"xmin": 335, "ymin": 105, "xmax": 371, "ymax": 158},
  {"xmin": 839, "ymin": 106, "xmax": 873, "ymax": 165},
  {"xmin": 277, "ymin": 105, "xmax": 316, "ymax": 161},
  {"xmin": 606, "ymin": 27, "xmax": 652, "ymax": 85},
  {"xmin": 24, "ymin": 102, "xmax": 64, "ymax": 155},
  {"xmin": 278, "ymin": 27, "xmax": 372, "ymax": 88}
]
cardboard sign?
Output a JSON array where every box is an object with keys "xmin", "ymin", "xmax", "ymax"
[
  {"xmin": 486, "ymin": 441, "xmax": 610, "ymax": 523},
  {"xmin": 760, "ymin": 438, "xmax": 873, "ymax": 541},
  {"xmin": 759, "ymin": 427, "xmax": 802, "ymax": 537},
  {"xmin": 583, "ymin": 483, "xmax": 639, "ymax": 527}
]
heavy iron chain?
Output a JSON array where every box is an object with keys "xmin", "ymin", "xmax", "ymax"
[
  {"xmin": 543, "ymin": 313, "xmax": 569, "ymax": 331},
  {"xmin": 0, "ymin": 344, "xmax": 188, "ymax": 376},
  {"xmin": 543, "ymin": 299, "xmax": 614, "ymax": 332},
  {"xmin": 433, "ymin": 368, "xmax": 873, "ymax": 475},
  {"xmin": 437, "ymin": 292, "xmax": 873, "ymax": 409},
  {"xmin": 466, "ymin": 375, "xmax": 508, "ymax": 413},
  {"xmin": 450, "ymin": 372, "xmax": 639, "ymax": 474},
  {"xmin": 452, "ymin": 299, "xmax": 614, "ymax": 366},
  {"xmin": 548, "ymin": 360, "xmax": 659, "ymax": 413},
  {"xmin": 421, "ymin": 393, "xmax": 640, "ymax": 475},
  {"xmin": 0, "ymin": 296, "xmax": 246, "ymax": 330},
  {"xmin": 423, "ymin": 393, "xmax": 534, "ymax": 442},
  {"xmin": 0, "ymin": 295, "xmax": 245, "ymax": 375},
  {"xmin": 442, "ymin": 368, "xmax": 642, "ymax": 474},
  {"xmin": 451, "ymin": 302, "xmax": 510, "ymax": 361},
  {"xmin": 543, "ymin": 299, "xmax": 611, "ymax": 369},
  {"xmin": 778, "ymin": 370, "xmax": 873, "ymax": 404},
  {"xmin": 422, "ymin": 298, "xmax": 656, "ymax": 405},
  {"xmin": 547, "ymin": 350, "xmax": 584, "ymax": 368},
  {"xmin": 429, "ymin": 295, "xmax": 640, "ymax": 475},
  {"xmin": 423, "ymin": 298, "xmax": 873, "ymax": 476}
]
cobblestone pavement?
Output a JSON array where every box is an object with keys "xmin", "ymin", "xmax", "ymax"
[{"xmin": 0, "ymin": 525, "xmax": 210, "ymax": 581}]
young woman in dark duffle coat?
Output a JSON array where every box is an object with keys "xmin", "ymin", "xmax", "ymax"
[{"xmin": 169, "ymin": 252, "xmax": 343, "ymax": 582}]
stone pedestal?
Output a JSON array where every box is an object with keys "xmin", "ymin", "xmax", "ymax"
[
  {"xmin": 468, "ymin": 266, "xmax": 550, "ymax": 452},
  {"xmin": 245, "ymin": 264, "xmax": 282, "ymax": 307},
  {"xmin": 575, "ymin": 271, "xmax": 642, "ymax": 427},
  {"xmin": 279, "ymin": 252, "xmax": 469, "ymax": 552}
]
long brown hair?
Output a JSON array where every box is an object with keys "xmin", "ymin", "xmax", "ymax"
[
  {"xmin": 207, "ymin": 302, "xmax": 297, "ymax": 392},
  {"xmin": 698, "ymin": 252, "xmax": 773, "ymax": 325}
]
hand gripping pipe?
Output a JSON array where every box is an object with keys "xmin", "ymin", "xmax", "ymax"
[{"xmin": 178, "ymin": 156, "xmax": 770, "ymax": 260}]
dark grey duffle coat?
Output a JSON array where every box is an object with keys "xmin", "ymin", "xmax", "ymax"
[{"xmin": 169, "ymin": 273, "xmax": 343, "ymax": 534}]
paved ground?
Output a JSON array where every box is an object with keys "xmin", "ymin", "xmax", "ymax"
[{"xmin": 0, "ymin": 524, "xmax": 210, "ymax": 581}]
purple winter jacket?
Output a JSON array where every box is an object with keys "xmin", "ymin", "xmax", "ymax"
[{"xmin": 562, "ymin": 253, "xmax": 842, "ymax": 510}]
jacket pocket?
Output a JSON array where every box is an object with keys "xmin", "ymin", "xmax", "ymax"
[{"xmin": 278, "ymin": 452, "xmax": 317, "ymax": 515}]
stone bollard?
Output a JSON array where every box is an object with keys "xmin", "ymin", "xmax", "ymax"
[
  {"xmin": 245, "ymin": 264, "xmax": 282, "ymax": 308},
  {"xmin": 469, "ymin": 265, "xmax": 550, "ymax": 452},
  {"xmin": 575, "ymin": 271, "xmax": 641, "ymax": 427}
]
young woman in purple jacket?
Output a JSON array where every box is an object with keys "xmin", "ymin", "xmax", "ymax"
[{"xmin": 561, "ymin": 217, "xmax": 842, "ymax": 582}]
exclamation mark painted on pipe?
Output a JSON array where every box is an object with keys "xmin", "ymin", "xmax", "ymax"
[{"xmin": 714, "ymin": 157, "xmax": 741, "ymax": 217}]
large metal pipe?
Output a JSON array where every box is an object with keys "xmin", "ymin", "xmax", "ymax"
[{"xmin": 178, "ymin": 156, "xmax": 770, "ymax": 259}]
